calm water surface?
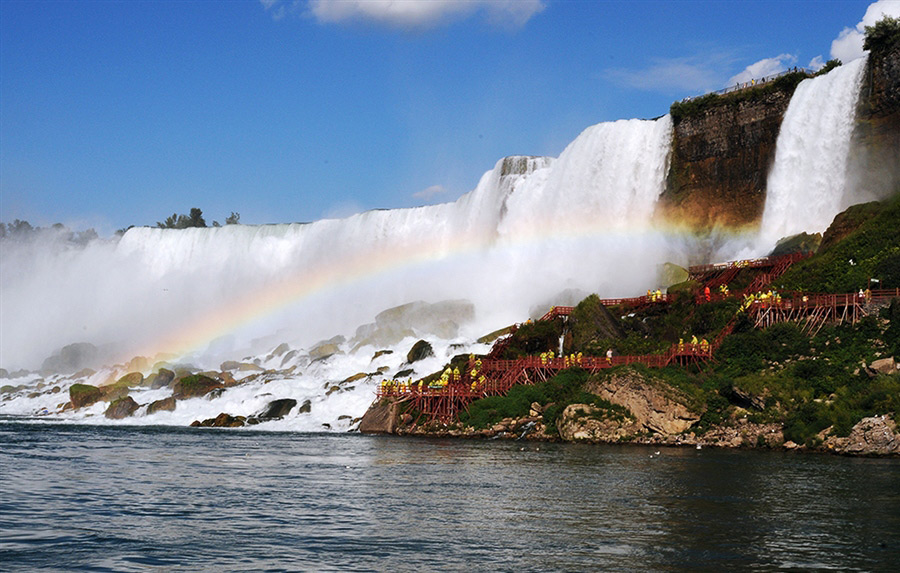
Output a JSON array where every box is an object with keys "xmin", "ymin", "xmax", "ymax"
[{"xmin": 1, "ymin": 419, "xmax": 898, "ymax": 571}]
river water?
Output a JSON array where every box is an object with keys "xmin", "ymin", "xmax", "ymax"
[{"xmin": 1, "ymin": 420, "xmax": 898, "ymax": 572}]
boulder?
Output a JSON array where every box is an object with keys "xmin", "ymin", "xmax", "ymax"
[
  {"xmin": 69, "ymin": 383, "xmax": 103, "ymax": 409},
  {"xmin": 256, "ymin": 398, "xmax": 297, "ymax": 420},
  {"xmin": 557, "ymin": 403, "xmax": 641, "ymax": 442},
  {"xmin": 147, "ymin": 396, "xmax": 176, "ymax": 414},
  {"xmin": 359, "ymin": 399, "xmax": 400, "ymax": 433},
  {"xmin": 407, "ymin": 340, "xmax": 434, "ymax": 363},
  {"xmin": 869, "ymin": 357, "xmax": 897, "ymax": 375},
  {"xmin": 115, "ymin": 371, "xmax": 144, "ymax": 388},
  {"xmin": 297, "ymin": 399, "xmax": 312, "ymax": 414},
  {"xmin": 171, "ymin": 374, "xmax": 223, "ymax": 399},
  {"xmin": 193, "ymin": 413, "xmax": 247, "ymax": 427},
  {"xmin": 826, "ymin": 415, "xmax": 900, "ymax": 455},
  {"xmin": 585, "ymin": 369, "xmax": 701, "ymax": 435},
  {"xmin": 105, "ymin": 396, "xmax": 139, "ymax": 419},
  {"xmin": 150, "ymin": 368, "xmax": 176, "ymax": 389}
]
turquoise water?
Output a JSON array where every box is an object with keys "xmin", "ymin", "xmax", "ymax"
[{"xmin": 1, "ymin": 420, "xmax": 898, "ymax": 571}]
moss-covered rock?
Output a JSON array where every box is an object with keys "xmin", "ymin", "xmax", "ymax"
[
  {"xmin": 69, "ymin": 383, "xmax": 103, "ymax": 409},
  {"xmin": 406, "ymin": 340, "xmax": 434, "ymax": 363},
  {"xmin": 147, "ymin": 396, "xmax": 176, "ymax": 415},
  {"xmin": 114, "ymin": 371, "xmax": 144, "ymax": 388},
  {"xmin": 105, "ymin": 396, "xmax": 139, "ymax": 419},
  {"xmin": 171, "ymin": 374, "xmax": 223, "ymax": 400}
]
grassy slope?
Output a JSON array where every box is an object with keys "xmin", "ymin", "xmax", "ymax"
[{"xmin": 459, "ymin": 196, "xmax": 900, "ymax": 446}]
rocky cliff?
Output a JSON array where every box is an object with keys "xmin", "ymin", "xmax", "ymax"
[
  {"xmin": 657, "ymin": 77, "xmax": 803, "ymax": 232},
  {"xmin": 658, "ymin": 40, "xmax": 900, "ymax": 234},
  {"xmin": 849, "ymin": 41, "xmax": 900, "ymax": 200}
]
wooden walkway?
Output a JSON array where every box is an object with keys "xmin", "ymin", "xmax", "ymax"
[{"xmin": 376, "ymin": 266, "xmax": 898, "ymax": 424}]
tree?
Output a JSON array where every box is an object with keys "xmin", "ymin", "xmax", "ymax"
[
  {"xmin": 225, "ymin": 211, "xmax": 241, "ymax": 225},
  {"xmin": 815, "ymin": 59, "xmax": 842, "ymax": 76},
  {"xmin": 156, "ymin": 208, "xmax": 207, "ymax": 229},
  {"xmin": 864, "ymin": 15, "xmax": 900, "ymax": 52}
]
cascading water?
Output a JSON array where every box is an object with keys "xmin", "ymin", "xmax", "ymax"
[
  {"xmin": 0, "ymin": 115, "xmax": 677, "ymax": 428},
  {"xmin": 757, "ymin": 56, "xmax": 868, "ymax": 251}
]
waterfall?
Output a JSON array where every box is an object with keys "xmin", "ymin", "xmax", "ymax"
[
  {"xmin": 758, "ymin": 56, "xmax": 868, "ymax": 250},
  {"xmin": 0, "ymin": 116, "xmax": 675, "ymax": 428}
]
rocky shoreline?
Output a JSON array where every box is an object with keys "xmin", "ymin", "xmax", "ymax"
[{"xmin": 360, "ymin": 366, "xmax": 900, "ymax": 457}]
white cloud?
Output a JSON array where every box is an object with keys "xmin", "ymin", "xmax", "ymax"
[
  {"xmin": 605, "ymin": 55, "xmax": 729, "ymax": 95},
  {"xmin": 726, "ymin": 53, "xmax": 797, "ymax": 87},
  {"xmin": 260, "ymin": 1, "xmax": 545, "ymax": 29},
  {"xmin": 808, "ymin": 55, "xmax": 826, "ymax": 71},
  {"xmin": 412, "ymin": 184, "xmax": 448, "ymax": 200},
  {"xmin": 830, "ymin": 0, "xmax": 900, "ymax": 62}
]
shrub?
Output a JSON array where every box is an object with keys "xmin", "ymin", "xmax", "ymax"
[{"xmin": 864, "ymin": 15, "xmax": 900, "ymax": 53}]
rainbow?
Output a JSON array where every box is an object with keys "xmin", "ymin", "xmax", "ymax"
[{"xmin": 126, "ymin": 211, "xmax": 761, "ymax": 369}]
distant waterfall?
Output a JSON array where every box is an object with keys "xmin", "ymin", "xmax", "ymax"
[
  {"xmin": 758, "ymin": 56, "xmax": 867, "ymax": 250},
  {"xmin": 1, "ymin": 117, "xmax": 674, "ymax": 373}
]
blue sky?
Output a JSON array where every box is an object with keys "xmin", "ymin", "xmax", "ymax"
[{"xmin": 1, "ymin": 0, "xmax": 896, "ymax": 233}]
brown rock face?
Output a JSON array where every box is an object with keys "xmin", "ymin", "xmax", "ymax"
[
  {"xmin": 359, "ymin": 399, "xmax": 400, "ymax": 434},
  {"xmin": 585, "ymin": 370, "xmax": 701, "ymax": 435},
  {"xmin": 659, "ymin": 88, "xmax": 795, "ymax": 232},
  {"xmin": 826, "ymin": 416, "xmax": 900, "ymax": 455},
  {"xmin": 850, "ymin": 41, "xmax": 900, "ymax": 200}
]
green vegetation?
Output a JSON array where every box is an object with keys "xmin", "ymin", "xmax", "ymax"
[
  {"xmin": 669, "ymin": 71, "xmax": 809, "ymax": 122},
  {"xmin": 458, "ymin": 368, "xmax": 631, "ymax": 435},
  {"xmin": 814, "ymin": 59, "xmax": 842, "ymax": 77},
  {"xmin": 452, "ymin": 194, "xmax": 900, "ymax": 447},
  {"xmin": 157, "ymin": 207, "xmax": 208, "ymax": 229},
  {"xmin": 864, "ymin": 15, "xmax": 900, "ymax": 53},
  {"xmin": 778, "ymin": 193, "xmax": 900, "ymax": 292}
]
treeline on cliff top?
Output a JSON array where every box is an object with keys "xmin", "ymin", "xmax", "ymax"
[
  {"xmin": 669, "ymin": 15, "xmax": 900, "ymax": 123},
  {"xmin": 441, "ymin": 192, "xmax": 900, "ymax": 447}
]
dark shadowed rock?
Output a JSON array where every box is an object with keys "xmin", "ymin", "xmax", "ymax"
[
  {"xmin": 257, "ymin": 398, "xmax": 297, "ymax": 420},
  {"xmin": 298, "ymin": 399, "xmax": 311, "ymax": 414},
  {"xmin": 193, "ymin": 413, "xmax": 247, "ymax": 427},
  {"xmin": 69, "ymin": 383, "xmax": 103, "ymax": 409},
  {"xmin": 41, "ymin": 342, "xmax": 99, "ymax": 374},
  {"xmin": 407, "ymin": 340, "xmax": 434, "ymax": 363},
  {"xmin": 147, "ymin": 396, "xmax": 176, "ymax": 415},
  {"xmin": 105, "ymin": 396, "xmax": 139, "ymax": 419}
]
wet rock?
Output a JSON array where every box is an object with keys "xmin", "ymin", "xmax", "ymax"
[
  {"xmin": 147, "ymin": 396, "xmax": 176, "ymax": 415},
  {"xmin": 171, "ymin": 374, "xmax": 223, "ymax": 399},
  {"xmin": 194, "ymin": 413, "xmax": 247, "ymax": 427},
  {"xmin": 256, "ymin": 398, "xmax": 297, "ymax": 420},
  {"xmin": 407, "ymin": 340, "xmax": 434, "ymax": 363},
  {"xmin": 105, "ymin": 396, "xmax": 139, "ymax": 419},
  {"xmin": 150, "ymin": 368, "xmax": 176, "ymax": 389},
  {"xmin": 69, "ymin": 383, "xmax": 103, "ymax": 409},
  {"xmin": 373, "ymin": 349, "xmax": 393, "ymax": 360},
  {"xmin": 297, "ymin": 399, "xmax": 312, "ymax": 414},
  {"xmin": 394, "ymin": 368, "xmax": 414, "ymax": 379},
  {"xmin": 359, "ymin": 399, "xmax": 401, "ymax": 434},
  {"xmin": 115, "ymin": 371, "xmax": 144, "ymax": 388}
]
